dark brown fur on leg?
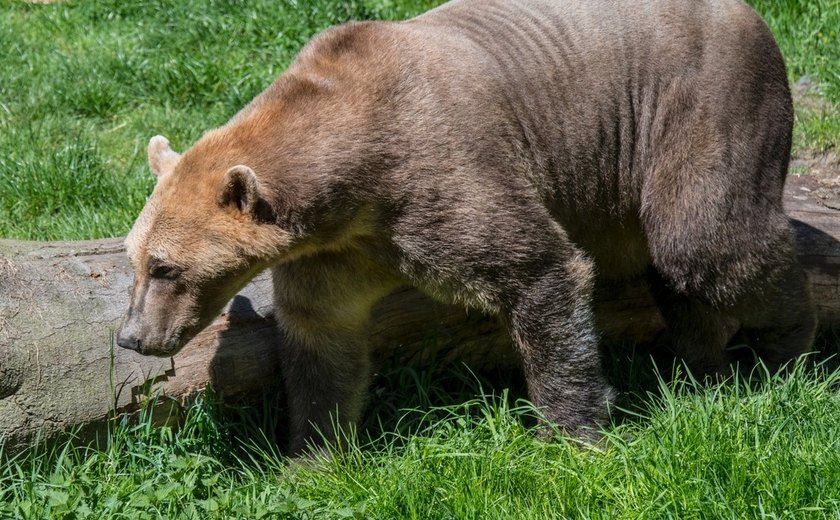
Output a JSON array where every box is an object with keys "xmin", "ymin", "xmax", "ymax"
[
  {"xmin": 640, "ymin": 57, "xmax": 814, "ymax": 379},
  {"xmin": 734, "ymin": 250, "xmax": 818, "ymax": 374},
  {"xmin": 279, "ymin": 334, "xmax": 369, "ymax": 455},
  {"xmin": 273, "ymin": 249, "xmax": 400, "ymax": 455},
  {"xmin": 391, "ymin": 189, "xmax": 615, "ymax": 440},
  {"xmin": 647, "ymin": 268, "xmax": 740, "ymax": 378},
  {"xmin": 506, "ymin": 253, "xmax": 612, "ymax": 439}
]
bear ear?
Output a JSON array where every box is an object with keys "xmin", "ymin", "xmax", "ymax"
[
  {"xmin": 148, "ymin": 135, "xmax": 181, "ymax": 178},
  {"xmin": 219, "ymin": 165, "xmax": 260, "ymax": 216}
]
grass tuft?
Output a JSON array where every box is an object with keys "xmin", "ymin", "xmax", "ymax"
[{"xmin": 3, "ymin": 362, "xmax": 840, "ymax": 518}]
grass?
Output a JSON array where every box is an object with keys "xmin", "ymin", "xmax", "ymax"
[
  {"xmin": 0, "ymin": 0, "xmax": 444, "ymax": 240},
  {"xmin": 2, "ymin": 359, "xmax": 840, "ymax": 519},
  {"xmin": 0, "ymin": 0, "xmax": 838, "ymax": 239},
  {"xmin": 1, "ymin": 0, "xmax": 840, "ymax": 518},
  {"xmin": 750, "ymin": 0, "xmax": 840, "ymax": 154}
]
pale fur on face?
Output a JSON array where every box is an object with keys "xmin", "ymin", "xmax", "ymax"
[{"xmin": 120, "ymin": 135, "xmax": 294, "ymax": 356}]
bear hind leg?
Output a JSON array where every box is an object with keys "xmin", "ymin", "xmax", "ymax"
[
  {"xmin": 646, "ymin": 214, "xmax": 816, "ymax": 378},
  {"xmin": 647, "ymin": 268, "xmax": 739, "ymax": 378},
  {"xmin": 733, "ymin": 258, "xmax": 817, "ymax": 374}
]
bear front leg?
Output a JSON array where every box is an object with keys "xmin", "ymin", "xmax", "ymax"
[
  {"xmin": 278, "ymin": 325, "xmax": 370, "ymax": 455},
  {"xmin": 272, "ymin": 250, "xmax": 400, "ymax": 456},
  {"xmin": 393, "ymin": 195, "xmax": 612, "ymax": 440},
  {"xmin": 505, "ymin": 251, "xmax": 612, "ymax": 440}
]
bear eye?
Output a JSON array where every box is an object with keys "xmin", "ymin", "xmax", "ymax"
[{"xmin": 148, "ymin": 258, "xmax": 182, "ymax": 280}]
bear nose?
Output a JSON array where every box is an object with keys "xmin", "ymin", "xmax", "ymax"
[{"xmin": 116, "ymin": 326, "xmax": 141, "ymax": 352}]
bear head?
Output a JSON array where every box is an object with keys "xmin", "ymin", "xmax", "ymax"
[{"xmin": 116, "ymin": 135, "xmax": 291, "ymax": 357}]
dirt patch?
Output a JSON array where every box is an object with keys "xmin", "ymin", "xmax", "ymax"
[
  {"xmin": 788, "ymin": 169, "xmax": 840, "ymax": 211},
  {"xmin": 788, "ymin": 76, "xmax": 840, "ymax": 209},
  {"xmin": 788, "ymin": 147, "xmax": 840, "ymax": 210},
  {"xmin": 791, "ymin": 149, "xmax": 840, "ymax": 179},
  {"xmin": 788, "ymin": 158, "xmax": 839, "ymax": 212}
]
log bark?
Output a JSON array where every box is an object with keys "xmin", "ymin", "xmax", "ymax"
[{"xmin": 0, "ymin": 178, "xmax": 838, "ymax": 450}]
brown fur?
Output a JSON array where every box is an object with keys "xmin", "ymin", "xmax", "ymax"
[{"xmin": 118, "ymin": 0, "xmax": 816, "ymax": 454}]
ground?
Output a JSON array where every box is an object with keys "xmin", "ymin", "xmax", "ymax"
[{"xmin": 789, "ymin": 81, "xmax": 840, "ymax": 208}]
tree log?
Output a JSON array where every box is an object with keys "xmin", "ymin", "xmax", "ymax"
[{"xmin": 1, "ymin": 178, "xmax": 838, "ymax": 450}]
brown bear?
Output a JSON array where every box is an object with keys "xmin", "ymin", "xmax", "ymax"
[{"xmin": 117, "ymin": 0, "xmax": 816, "ymax": 454}]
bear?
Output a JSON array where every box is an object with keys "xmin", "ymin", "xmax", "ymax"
[{"xmin": 117, "ymin": 0, "xmax": 816, "ymax": 455}]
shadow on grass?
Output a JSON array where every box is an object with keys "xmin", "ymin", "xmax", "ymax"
[
  {"xmin": 5, "ymin": 325, "xmax": 835, "ymax": 473},
  {"xmin": 200, "ymin": 324, "xmax": 839, "ymax": 463}
]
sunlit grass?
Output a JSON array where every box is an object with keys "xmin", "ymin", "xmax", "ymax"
[
  {"xmin": 3, "ymin": 361, "xmax": 840, "ymax": 519},
  {"xmin": 748, "ymin": 0, "xmax": 840, "ymax": 155},
  {"xmin": 0, "ymin": 0, "xmax": 838, "ymax": 239},
  {"xmin": 0, "ymin": 0, "xmax": 444, "ymax": 240}
]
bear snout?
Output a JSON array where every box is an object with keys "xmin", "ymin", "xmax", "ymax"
[
  {"xmin": 116, "ymin": 316, "xmax": 190, "ymax": 357},
  {"xmin": 115, "ymin": 324, "xmax": 142, "ymax": 352}
]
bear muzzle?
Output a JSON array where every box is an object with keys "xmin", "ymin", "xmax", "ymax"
[
  {"xmin": 115, "ymin": 326, "xmax": 141, "ymax": 352},
  {"xmin": 116, "ymin": 317, "xmax": 186, "ymax": 357}
]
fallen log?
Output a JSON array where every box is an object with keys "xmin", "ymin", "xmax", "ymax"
[{"xmin": 0, "ymin": 177, "xmax": 838, "ymax": 451}]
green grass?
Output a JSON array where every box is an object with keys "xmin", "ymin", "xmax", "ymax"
[
  {"xmin": 2, "ymin": 1, "xmax": 840, "ymax": 518},
  {"xmin": 0, "ymin": 0, "xmax": 444, "ymax": 240},
  {"xmin": 3, "ymin": 360, "xmax": 840, "ymax": 519},
  {"xmin": 749, "ymin": 0, "xmax": 840, "ymax": 154},
  {"xmin": 0, "ymin": 0, "xmax": 838, "ymax": 240},
  {"xmin": 751, "ymin": 0, "xmax": 840, "ymax": 101}
]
